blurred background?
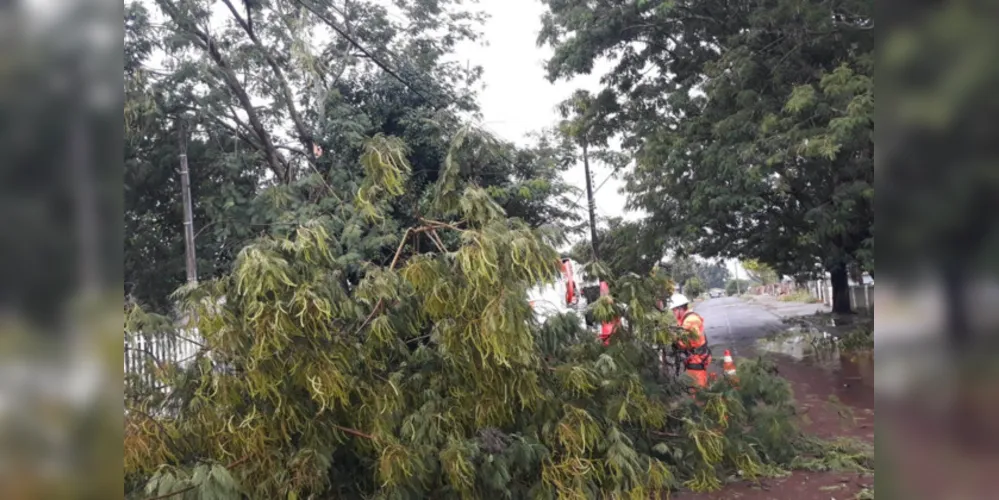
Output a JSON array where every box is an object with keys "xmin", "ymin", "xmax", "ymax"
[
  {"xmin": 877, "ymin": 1, "xmax": 999, "ymax": 498},
  {"xmin": 0, "ymin": 0, "xmax": 997, "ymax": 498},
  {"xmin": 0, "ymin": 0, "xmax": 121, "ymax": 497}
]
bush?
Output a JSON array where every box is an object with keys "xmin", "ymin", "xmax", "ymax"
[
  {"xmin": 725, "ymin": 279, "xmax": 753, "ymax": 296},
  {"xmin": 778, "ymin": 290, "xmax": 816, "ymax": 303},
  {"xmin": 684, "ymin": 276, "xmax": 705, "ymax": 298},
  {"xmin": 838, "ymin": 325, "xmax": 875, "ymax": 352}
]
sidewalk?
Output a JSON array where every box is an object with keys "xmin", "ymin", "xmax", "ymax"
[{"xmin": 742, "ymin": 293, "xmax": 830, "ymax": 319}]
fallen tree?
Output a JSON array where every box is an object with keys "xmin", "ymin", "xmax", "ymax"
[{"xmin": 125, "ymin": 134, "xmax": 866, "ymax": 499}]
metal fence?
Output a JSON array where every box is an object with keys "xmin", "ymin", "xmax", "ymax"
[
  {"xmin": 124, "ymin": 328, "xmax": 203, "ymax": 393},
  {"xmin": 806, "ymin": 280, "xmax": 874, "ymax": 314},
  {"xmin": 751, "ymin": 282, "xmax": 798, "ymax": 296},
  {"xmin": 748, "ymin": 280, "xmax": 874, "ymax": 314}
]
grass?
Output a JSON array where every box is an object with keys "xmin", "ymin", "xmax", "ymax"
[
  {"xmin": 778, "ymin": 290, "xmax": 819, "ymax": 303},
  {"xmin": 791, "ymin": 436, "xmax": 874, "ymax": 474},
  {"xmin": 838, "ymin": 325, "xmax": 874, "ymax": 353}
]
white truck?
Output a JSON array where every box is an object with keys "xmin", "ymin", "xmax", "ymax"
[{"xmin": 526, "ymin": 258, "xmax": 597, "ymax": 330}]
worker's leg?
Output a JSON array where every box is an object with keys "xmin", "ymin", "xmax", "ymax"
[{"xmin": 687, "ymin": 368, "xmax": 709, "ymax": 388}]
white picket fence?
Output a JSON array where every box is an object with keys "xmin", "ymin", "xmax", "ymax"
[
  {"xmin": 124, "ymin": 329, "xmax": 202, "ymax": 393},
  {"xmin": 806, "ymin": 280, "xmax": 875, "ymax": 314}
]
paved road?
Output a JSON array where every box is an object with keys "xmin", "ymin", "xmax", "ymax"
[
  {"xmin": 692, "ymin": 296, "xmax": 825, "ymax": 355},
  {"xmin": 694, "ymin": 296, "xmax": 875, "ymax": 409}
]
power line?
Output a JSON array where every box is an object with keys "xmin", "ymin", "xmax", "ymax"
[
  {"xmin": 573, "ymin": 169, "xmax": 617, "ymax": 207},
  {"xmin": 294, "ymin": 0, "xmax": 592, "ymax": 214},
  {"xmin": 293, "ymin": 0, "xmax": 442, "ymax": 107}
]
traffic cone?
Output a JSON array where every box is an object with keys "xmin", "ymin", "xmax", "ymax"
[{"xmin": 722, "ymin": 349, "xmax": 738, "ymax": 379}]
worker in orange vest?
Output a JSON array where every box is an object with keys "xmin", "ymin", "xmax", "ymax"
[
  {"xmin": 560, "ymin": 257, "xmax": 577, "ymax": 306},
  {"xmin": 666, "ymin": 293, "xmax": 712, "ymax": 389},
  {"xmin": 598, "ymin": 281, "xmax": 621, "ymax": 345}
]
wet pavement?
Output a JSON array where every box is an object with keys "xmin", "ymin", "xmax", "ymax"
[
  {"xmin": 695, "ymin": 296, "xmax": 874, "ymax": 411},
  {"xmin": 695, "ymin": 296, "xmax": 790, "ymax": 354},
  {"xmin": 673, "ymin": 296, "xmax": 875, "ymax": 500}
]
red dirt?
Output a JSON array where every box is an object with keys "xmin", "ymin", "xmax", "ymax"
[
  {"xmin": 674, "ymin": 353, "xmax": 875, "ymax": 500},
  {"xmin": 880, "ymin": 399, "xmax": 999, "ymax": 500},
  {"xmin": 671, "ymin": 471, "xmax": 873, "ymax": 500}
]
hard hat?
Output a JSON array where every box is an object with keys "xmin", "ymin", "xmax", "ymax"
[{"xmin": 667, "ymin": 293, "xmax": 689, "ymax": 310}]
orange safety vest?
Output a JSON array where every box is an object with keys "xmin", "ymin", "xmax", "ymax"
[
  {"xmin": 561, "ymin": 260, "xmax": 577, "ymax": 305},
  {"xmin": 675, "ymin": 311, "xmax": 711, "ymax": 376},
  {"xmin": 675, "ymin": 311, "xmax": 707, "ymax": 350},
  {"xmin": 598, "ymin": 281, "xmax": 620, "ymax": 345}
]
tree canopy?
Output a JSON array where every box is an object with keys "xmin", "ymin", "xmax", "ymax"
[
  {"xmin": 124, "ymin": 2, "xmax": 875, "ymax": 497},
  {"xmin": 879, "ymin": 2, "xmax": 999, "ymax": 344},
  {"xmin": 567, "ymin": 217, "xmax": 662, "ymax": 278},
  {"xmin": 125, "ymin": 0, "xmax": 578, "ymax": 312},
  {"xmin": 538, "ymin": 0, "xmax": 873, "ymax": 312},
  {"xmin": 741, "ymin": 260, "xmax": 779, "ymax": 286},
  {"xmin": 125, "ymin": 132, "xmax": 866, "ymax": 499}
]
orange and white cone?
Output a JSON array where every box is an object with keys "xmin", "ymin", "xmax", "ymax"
[{"xmin": 723, "ymin": 349, "xmax": 738, "ymax": 379}]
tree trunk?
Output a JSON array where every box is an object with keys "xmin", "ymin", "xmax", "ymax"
[
  {"xmin": 582, "ymin": 142, "xmax": 599, "ymax": 260},
  {"xmin": 829, "ymin": 262, "xmax": 852, "ymax": 314},
  {"xmin": 70, "ymin": 104, "xmax": 100, "ymax": 295},
  {"xmin": 942, "ymin": 263, "xmax": 969, "ymax": 350}
]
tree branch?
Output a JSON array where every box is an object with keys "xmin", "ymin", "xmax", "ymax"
[
  {"xmin": 141, "ymin": 455, "xmax": 251, "ymax": 500},
  {"xmin": 221, "ymin": 0, "xmax": 316, "ymax": 164},
  {"xmin": 428, "ymin": 229, "xmax": 449, "ymax": 254},
  {"xmin": 294, "ymin": 0, "xmax": 435, "ymax": 104},
  {"xmin": 125, "ymin": 345, "xmax": 163, "ymax": 368},
  {"xmin": 199, "ymin": 110, "xmax": 264, "ymax": 152},
  {"xmin": 154, "ymin": 0, "xmax": 289, "ymax": 183},
  {"xmin": 334, "ymin": 424, "xmax": 376, "ymax": 440},
  {"xmin": 418, "ymin": 218, "xmax": 465, "ymax": 231},
  {"xmin": 390, "ymin": 227, "xmax": 415, "ymax": 270}
]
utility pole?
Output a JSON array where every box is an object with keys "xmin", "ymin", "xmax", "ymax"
[
  {"xmin": 582, "ymin": 141, "xmax": 599, "ymax": 261},
  {"xmin": 178, "ymin": 117, "xmax": 198, "ymax": 284},
  {"xmin": 734, "ymin": 261, "xmax": 742, "ymax": 295}
]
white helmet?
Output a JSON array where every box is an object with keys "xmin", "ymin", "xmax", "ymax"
[{"xmin": 667, "ymin": 293, "xmax": 690, "ymax": 310}]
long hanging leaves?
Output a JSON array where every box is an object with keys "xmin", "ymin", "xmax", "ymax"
[
  {"xmin": 357, "ymin": 134, "xmax": 411, "ymax": 220},
  {"xmin": 124, "ymin": 131, "xmax": 857, "ymax": 500}
]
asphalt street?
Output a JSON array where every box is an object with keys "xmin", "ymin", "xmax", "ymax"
[
  {"xmin": 693, "ymin": 296, "xmax": 806, "ymax": 355},
  {"xmin": 695, "ymin": 296, "xmax": 874, "ymax": 407}
]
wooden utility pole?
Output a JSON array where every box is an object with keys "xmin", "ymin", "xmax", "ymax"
[
  {"xmin": 734, "ymin": 261, "xmax": 742, "ymax": 295},
  {"xmin": 582, "ymin": 141, "xmax": 599, "ymax": 261},
  {"xmin": 178, "ymin": 118, "xmax": 198, "ymax": 284}
]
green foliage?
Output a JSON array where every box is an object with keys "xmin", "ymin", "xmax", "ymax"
[
  {"xmin": 683, "ymin": 277, "xmax": 705, "ymax": 298},
  {"xmin": 142, "ymin": 463, "xmax": 242, "ymax": 500},
  {"xmin": 126, "ymin": 133, "xmax": 833, "ymax": 498},
  {"xmin": 879, "ymin": 2, "xmax": 999, "ymax": 315},
  {"xmin": 778, "ymin": 290, "xmax": 816, "ymax": 303},
  {"xmin": 124, "ymin": 0, "xmax": 577, "ymax": 313},
  {"xmin": 742, "ymin": 260, "xmax": 779, "ymax": 286},
  {"xmin": 791, "ymin": 437, "xmax": 874, "ymax": 473},
  {"xmin": 696, "ymin": 263, "xmax": 731, "ymax": 291},
  {"xmin": 539, "ymin": 0, "xmax": 873, "ymax": 313},
  {"xmin": 838, "ymin": 325, "xmax": 874, "ymax": 353},
  {"xmin": 567, "ymin": 218, "xmax": 664, "ymax": 277},
  {"xmin": 725, "ymin": 280, "xmax": 752, "ymax": 297},
  {"xmin": 659, "ymin": 257, "xmax": 731, "ymax": 293},
  {"xmin": 357, "ymin": 134, "xmax": 412, "ymax": 220}
]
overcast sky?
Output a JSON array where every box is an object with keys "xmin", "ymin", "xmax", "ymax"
[
  {"xmin": 448, "ymin": 1, "xmax": 746, "ymax": 277},
  {"xmin": 450, "ymin": 0, "xmax": 635, "ymax": 228},
  {"xmin": 135, "ymin": 0, "xmax": 745, "ymax": 277}
]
